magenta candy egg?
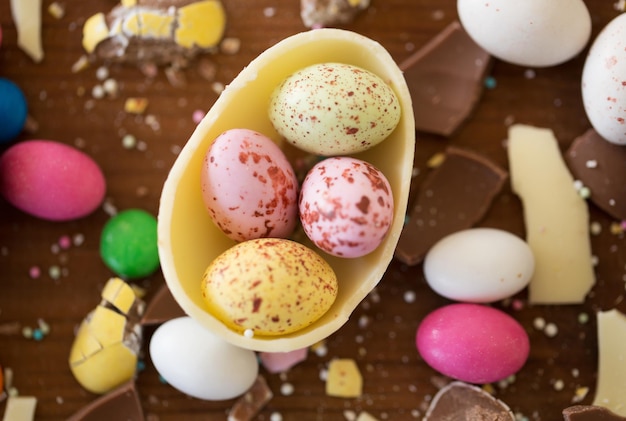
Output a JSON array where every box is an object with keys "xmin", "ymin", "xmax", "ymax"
[
  {"xmin": 416, "ymin": 303, "xmax": 529, "ymax": 384},
  {"xmin": 0, "ymin": 140, "xmax": 106, "ymax": 221},
  {"xmin": 299, "ymin": 156, "xmax": 394, "ymax": 258},
  {"xmin": 201, "ymin": 128, "xmax": 298, "ymax": 242}
]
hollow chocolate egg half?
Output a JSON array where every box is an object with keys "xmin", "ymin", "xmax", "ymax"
[{"xmin": 158, "ymin": 28, "xmax": 415, "ymax": 352}]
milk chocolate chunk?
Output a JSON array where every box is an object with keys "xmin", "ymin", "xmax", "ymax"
[
  {"xmin": 395, "ymin": 146, "xmax": 507, "ymax": 266},
  {"xmin": 227, "ymin": 375, "xmax": 273, "ymax": 421},
  {"xmin": 67, "ymin": 381, "xmax": 144, "ymax": 421},
  {"xmin": 399, "ymin": 21, "xmax": 492, "ymax": 137},
  {"xmin": 424, "ymin": 381, "xmax": 515, "ymax": 421},
  {"xmin": 140, "ymin": 283, "xmax": 185, "ymax": 325},
  {"xmin": 565, "ymin": 128, "xmax": 626, "ymax": 221},
  {"xmin": 563, "ymin": 405, "xmax": 626, "ymax": 421}
]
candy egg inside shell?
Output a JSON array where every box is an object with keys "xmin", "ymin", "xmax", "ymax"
[
  {"xmin": 299, "ymin": 156, "xmax": 394, "ymax": 258},
  {"xmin": 268, "ymin": 62, "xmax": 401, "ymax": 156},
  {"xmin": 158, "ymin": 28, "xmax": 415, "ymax": 352},
  {"xmin": 200, "ymin": 128, "xmax": 299, "ymax": 242},
  {"xmin": 201, "ymin": 238, "xmax": 338, "ymax": 336}
]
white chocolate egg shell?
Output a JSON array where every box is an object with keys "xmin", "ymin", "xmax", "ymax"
[{"xmin": 158, "ymin": 28, "xmax": 415, "ymax": 352}]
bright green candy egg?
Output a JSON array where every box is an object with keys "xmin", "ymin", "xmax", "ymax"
[{"xmin": 100, "ymin": 209, "xmax": 160, "ymax": 279}]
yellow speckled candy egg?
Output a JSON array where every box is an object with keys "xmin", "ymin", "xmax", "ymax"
[
  {"xmin": 201, "ymin": 238, "xmax": 338, "ymax": 337},
  {"xmin": 269, "ymin": 63, "xmax": 401, "ymax": 156}
]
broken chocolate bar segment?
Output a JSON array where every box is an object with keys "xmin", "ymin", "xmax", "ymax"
[
  {"xmin": 424, "ymin": 381, "xmax": 515, "ymax": 420},
  {"xmin": 83, "ymin": 0, "xmax": 226, "ymax": 66},
  {"xmin": 565, "ymin": 128, "xmax": 626, "ymax": 221},
  {"xmin": 227, "ymin": 375, "xmax": 273, "ymax": 421},
  {"xmin": 563, "ymin": 405, "xmax": 626, "ymax": 421},
  {"xmin": 140, "ymin": 283, "xmax": 185, "ymax": 325},
  {"xmin": 67, "ymin": 381, "xmax": 144, "ymax": 421},
  {"xmin": 300, "ymin": 0, "xmax": 370, "ymax": 28},
  {"xmin": 395, "ymin": 146, "xmax": 507, "ymax": 266},
  {"xmin": 399, "ymin": 21, "xmax": 492, "ymax": 136}
]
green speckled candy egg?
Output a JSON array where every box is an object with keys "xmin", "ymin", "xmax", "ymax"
[
  {"xmin": 201, "ymin": 238, "xmax": 338, "ymax": 337},
  {"xmin": 268, "ymin": 63, "xmax": 401, "ymax": 156}
]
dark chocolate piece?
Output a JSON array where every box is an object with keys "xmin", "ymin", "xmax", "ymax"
[
  {"xmin": 67, "ymin": 381, "xmax": 144, "ymax": 421},
  {"xmin": 140, "ymin": 283, "xmax": 186, "ymax": 325},
  {"xmin": 395, "ymin": 146, "xmax": 507, "ymax": 266},
  {"xmin": 563, "ymin": 405, "xmax": 626, "ymax": 421},
  {"xmin": 565, "ymin": 128, "xmax": 626, "ymax": 221},
  {"xmin": 399, "ymin": 21, "xmax": 492, "ymax": 137},
  {"xmin": 227, "ymin": 375, "xmax": 273, "ymax": 421},
  {"xmin": 424, "ymin": 381, "xmax": 515, "ymax": 421}
]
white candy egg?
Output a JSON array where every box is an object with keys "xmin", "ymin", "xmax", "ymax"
[
  {"xmin": 149, "ymin": 317, "xmax": 258, "ymax": 400},
  {"xmin": 457, "ymin": 0, "xmax": 591, "ymax": 67},
  {"xmin": 581, "ymin": 13, "xmax": 626, "ymax": 146},
  {"xmin": 424, "ymin": 228, "xmax": 534, "ymax": 303}
]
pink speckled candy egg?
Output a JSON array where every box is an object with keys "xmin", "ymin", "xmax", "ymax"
[
  {"xmin": 299, "ymin": 156, "xmax": 394, "ymax": 258},
  {"xmin": 201, "ymin": 128, "xmax": 299, "ymax": 242},
  {"xmin": 416, "ymin": 303, "xmax": 529, "ymax": 384},
  {"xmin": 0, "ymin": 140, "xmax": 106, "ymax": 221}
]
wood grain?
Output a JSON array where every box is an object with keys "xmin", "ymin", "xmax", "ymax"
[{"xmin": 1, "ymin": 1, "xmax": 624, "ymax": 420}]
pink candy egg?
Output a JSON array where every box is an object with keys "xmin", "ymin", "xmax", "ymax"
[
  {"xmin": 299, "ymin": 157, "xmax": 394, "ymax": 258},
  {"xmin": 416, "ymin": 303, "xmax": 529, "ymax": 384},
  {"xmin": 201, "ymin": 128, "xmax": 298, "ymax": 242},
  {"xmin": 0, "ymin": 140, "xmax": 106, "ymax": 221}
]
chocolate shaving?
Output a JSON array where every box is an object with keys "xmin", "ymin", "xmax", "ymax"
[
  {"xmin": 424, "ymin": 381, "xmax": 515, "ymax": 421},
  {"xmin": 563, "ymin": 405, "xmax": 626, "ymax": 421},
  {"xmin": 227, "ymin": 375, "xmax": 273, "ymax": 421},
  {"xmin": 565, "ymin": 128, "xmax": 626, "ymax": 221},
  {"xmin": 67, "ymin": 381, "xmax": 144, "ymax": 421},
  {"xmin": 140, "ymin": 284, "xmax": 186, "ymax": 325},
  {"xmin": 399, "ymin": 21, "xmax": 492, "ymax": 137},
  {"xmin": 395, "ymin": 146, "xmax": 507, "ymax": 266}
]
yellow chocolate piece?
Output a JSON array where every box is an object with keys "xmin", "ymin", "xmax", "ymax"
[
  {"xmin": 507, "ymin": 124, "xmax": 595, "ymax": 304},
  {"xmin": 326, "ymin": 358, "xmax": 363, "ymax": 397},
  {"xmin": 121, "ymin": 0, "xmax": 137, "ymax": 6},
  {"xmin": 124, "ymin": 97, "xmax": 149, "ymax": 114},
  {"xmin": 139, "ymin": 11, "xmax": 175, "ymax": 38},
  {"xmin": 83, "ymin": 13, "xmax": 110, "ymax": 53},
  {"xmin": 592, "ymin": 309, "xmax": 626, "ymax": 416},
  {"xmin": 101, "ymin": 276, "xmax": 136, "ymax": 314},
  {"xmin": 121, "ymin": 10, "xmax": 141, "ymax": 37},
  {"xmin": 69, "ymin": 277, "xmax": 143, "ymax": 394},
  {"xmin": 175, "ymin": 0, "xmax": 226, "ymax": 49}
]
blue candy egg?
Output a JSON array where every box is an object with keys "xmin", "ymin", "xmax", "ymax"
[{"xmin": 0, "ymin": 78, "xmax": 28, "ymax": 143}]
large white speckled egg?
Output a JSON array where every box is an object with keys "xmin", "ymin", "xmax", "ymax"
[
  {"xmin": 581, "ymin": 13, "xmax": 626, "ymax": 145},
  {"xmin": 299, "ymin": 157, "xmax": 394, "ymax": 258},
  {"xmin": 201, "ymin": 128, "xmax": 299, "ymax": 241},
  {"xmin": 201, "ymin": 238, "xmax": 338, "ymax": 337},
  {"xmin": 268, "ymin": 62, "xmax": 401, "ymax": 156}
]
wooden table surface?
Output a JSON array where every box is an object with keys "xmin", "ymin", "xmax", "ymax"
[{"xmin": 1, "ymin": 1, "xmax": 625, "ymax": 420}]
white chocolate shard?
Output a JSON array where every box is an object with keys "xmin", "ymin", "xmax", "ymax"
[
  {"xmin": 592, "ymin": 309, "xmax": 626, "ymax": 416},
  {"xmin": 2, "ymin": 396, "xmax": 37, "ymax": 421},
  {"xmin": 507, "ymin": 124, "xmax": 595, "ymax": 304},
  {"xmin": 10, "ymin": 0, "xmax": 44, "ymax": 62}
]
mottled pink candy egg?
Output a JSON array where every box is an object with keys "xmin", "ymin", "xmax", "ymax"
[
  {"xmin": 201, "ymin": 128, "xmax": 298, "ymax": 242},
  {"xmin": 416, "ymin": 303, "xmax": 529, "ymax": 384},
  {"xmin": 0, "ymin": 140, "xmax": 106, "ymax": 221},
  {"xmin": 299, "ymin": 157, "xmax": 393, "ymax": 258}
]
